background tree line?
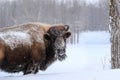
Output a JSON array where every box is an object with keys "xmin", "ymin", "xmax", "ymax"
[{"xmin": 0, "ymin": 0, "xmax": 108, "ymax": 44}]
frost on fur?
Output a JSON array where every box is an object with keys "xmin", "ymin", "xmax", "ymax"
[{"xmin": 0, "ymin": 31, "xmax": 33, "ymax": 50}]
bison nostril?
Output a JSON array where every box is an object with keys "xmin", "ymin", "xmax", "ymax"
[
  {"xmin": 57, "ymin": 49, "xmax": 65, "ymax": 54},
  {"xmin": 63, "ymin": 49, "xmax": 65, "ymax": 52},
  {"xmin": 57, "ymin": 49, "xmax": 61, "ymax": 53}
]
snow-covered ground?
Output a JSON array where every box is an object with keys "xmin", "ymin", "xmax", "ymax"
[{"xmin": 0, "ymin": 31, "xmax": 119, "ymax": 80}]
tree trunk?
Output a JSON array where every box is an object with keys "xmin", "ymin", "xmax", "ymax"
[{"xmin": 110, "ymin": 0, "xmax": 120, "ymax": 68}]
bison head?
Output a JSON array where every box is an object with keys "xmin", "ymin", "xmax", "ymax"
[{"xmin": 44, "ymin": 25, "xmax": 71, "ymax": 61}]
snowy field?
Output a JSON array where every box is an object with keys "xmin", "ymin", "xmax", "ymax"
[{"xmin": 0, "ymin": 31, "xmax": 120, "ymax": 80}]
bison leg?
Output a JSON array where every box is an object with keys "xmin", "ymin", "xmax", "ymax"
[
  {"xmin": 40, "ymin": 58, "xmax": 57, "ymax": 71},
  {"xmin": 24, "ymin": 43, "xmax": 46, "ymax": 74},
  {"xmin": 23, "ymin": 63, "xmax": 39, "ymax": 75},
  {"xmin": 23, "ymin": 50, "xmax": 44, "ymax": 75},
  {"xmin": 39, "ymin": 62, "xmax": 48, "ymax": 71}
]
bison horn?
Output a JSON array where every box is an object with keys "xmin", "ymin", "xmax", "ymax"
[{"xmin": 64, "ymin": 25, "xmax": 69, "ymax": 31}]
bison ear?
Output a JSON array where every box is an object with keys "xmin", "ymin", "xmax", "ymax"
[
  {"xmin": 65, "ymin": 32, "xmax": 71, "ymax": 38},
  {"xmin": 44, "ymin": 33, "xmax": 51, "ymax": 40},
  {"xmin": 64, "ymin": 25, "xmax": 69, "ymax": 31}
]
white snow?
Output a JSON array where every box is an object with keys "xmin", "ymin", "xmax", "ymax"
[
  {"xmin": 78, "ymin": 31, "xmax": 110, "ymax": 45},
  {"xmin": 0, "ymin": 31, "xmax": 32, "ymax": 50},
  {"xmin": 83, "ymin": 0, "xmax": 99, "ymax": 5},
  {"xmin": 57, "ymin": 0, "xmax": 100, "ymax": 5},
  {"xmin": 0, "ymin": 0, "xmax": 15, "ymax": 2},
  {"xmin": 0, "ymin": 31, "xmax": 119, "ymax": 80}
]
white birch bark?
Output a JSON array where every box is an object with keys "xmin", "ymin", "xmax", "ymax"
[{"xmin": 110, "ymin": 0, "xmax": 120, "ymax": 68}]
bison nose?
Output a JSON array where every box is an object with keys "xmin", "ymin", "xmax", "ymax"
[
  {"xmin": 57, "ymin": 49, "xmax": 65, "ymax": 54},
  {"xmin": 57, "ymin": 49, "xmax": 61, "ymax": 53}
]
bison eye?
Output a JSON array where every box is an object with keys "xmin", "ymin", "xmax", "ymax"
[
  {"xmin": 65, "ymin": 32, "xmax": 71, "ymax": 38},
  {"xmin": 44, "ymin": 33, "xmax": 51, "ymax": 40},
  {"xmin": 51, "ymin": 36, "xmax": 57, "ymax": 41}
]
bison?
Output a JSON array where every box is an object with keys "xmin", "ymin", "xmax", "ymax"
[{"xmin": 0, "ymin": 22, "xmax": 71, "ymax": 75}]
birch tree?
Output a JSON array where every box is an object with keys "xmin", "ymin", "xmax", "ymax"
[{"xmin": 110, "ymin": 0, "xmax": 120, "ymax": 68}]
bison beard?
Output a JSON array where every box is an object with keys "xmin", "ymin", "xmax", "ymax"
[{"xmin": 0, "ymin": 23, "xmax": 71, "ymax": 75}]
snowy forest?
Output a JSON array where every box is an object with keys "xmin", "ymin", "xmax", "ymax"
[
  {"xmin": 1, "ymin": 0, "xmax": 119, "ymax": 80},
  {"xmin": 0, "ymin": 0, "xmax": 108, "ymax": 44}
]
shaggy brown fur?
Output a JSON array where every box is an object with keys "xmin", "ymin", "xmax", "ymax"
[{"xmin": 0, "ymin": 22, "xmax": 71, "ymax": 75}]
